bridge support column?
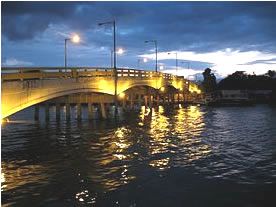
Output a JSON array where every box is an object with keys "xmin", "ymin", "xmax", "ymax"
[
  {"xmin": 172, "ymin": 94, "xmax": 174, "ymax": 104},
  {"xmin": 144, "ymin": 95, "xmax": 148, "ymax": 107},
  {"xmin": 172, "ymin": 93, "xmax": 175, "ymax": 105},
  {"xmin": 88, "ymin": 103, "xmax": 94, "ymax": 120},
  {"xmin": 149, "ymin": 95, "xmax": 153, "ymax": 108},
  {"xmin": 45, "ymin": 103, "xmax": 50, "ymax": 121},
  {"xmin": 77, "ymin": 103, "xmax": 82, "ymax": 120},
  {"xmin": 157, "ymin": 95, "xmax": 160, "ymax": 106},
  {"xmin": 56, "ymin": 103, "xmax": 61, "ymax": 121},
  {"xmin": 165, "ymin": 95, "xmax": 168, "ymax": 105},
  {"xmin": 130, "ymin": 94, "xmax": 134, "ymax": 110},
  {"xmin": 122, "ymin": 97, "xmax": 126, "ymax": 109},
  {"xmin": 34, "ymin": 105, "xmax": 39, "ymax": 121},
  {"xmin": 66, "ymin": 103, "xmax": 71, "ymax": 120},
  {"xmin": 100, "ymin": 103, "xmax": 107, "ymax": 119},
  {"xmin": 138, "ymin": 94, "xmax": 141, "ymax": 107},
  {"xmin": 106, "ymin": 103, "xmax": 110, "ymax": 113}
]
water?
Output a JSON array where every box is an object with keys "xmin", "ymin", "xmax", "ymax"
[{"xmin": 2, "ymin": 104, "xmax": 276, "ymax": 206}]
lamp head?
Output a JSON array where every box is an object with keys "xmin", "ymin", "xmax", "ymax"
[
  {"xmin": 117, "ymin": 48, "xmax": 124, "ymax": 54},
  {"xmin": 72, "ymin": 34, "xmax": 80, "ymax": 43}
]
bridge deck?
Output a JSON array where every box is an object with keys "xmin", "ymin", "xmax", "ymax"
[{"xmin": 1, "ymin": 67, "xmax": 199, "ymax": 119}]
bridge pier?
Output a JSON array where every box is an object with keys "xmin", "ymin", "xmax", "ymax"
[
  {"xmin": 66, "ymin": 103, "xmax": 71, "ymax": 120},
  {"xmin": 100, "ymin": 103, "xmax": 107, "ymax": 119},
  {"xmin": 144, "ymin": 95, "xmax": 148, "ymax": 107},
  {"xmin": 157, "ymin": 95, "xmax": 160, "ymax": 106},
  {"xmin": 122, "ymin": 98, "xmax": 126, "ymax": 109},
  {"xmin": 56, "ymin": 103, "xmax": 61, "ymax": 121},
  {"xmin": 138, "ymin": 94, "xmax": 142, "ymax": 107},
  {"xmin": 34, "ymin": 105, "xmax": 39, "ymax": 121},
  {"xmin": 130, "ymin": 94, "xmax": 134, "ymax": 110},
  {"xmin": 45, "ymin": 103, "xmax": 50, "ymax": 121},
  {"xmin": 88, "ymin": 103, "xmax": 95, "ymax": 120},
  {"xmin": 77, "ymin": 103, "xmax": 82, "ymax": 120},
  {"xmin": 172, "ymin": 93, "xmax": 175, "ymax": 105},
  {"xmin": 149, "ymin": 95, "xmax": 153, "ymax": 108}
]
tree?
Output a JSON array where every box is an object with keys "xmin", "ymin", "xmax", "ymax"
[
  {"xmin": 217, "ymin": 71, "xmax": 273, "ymax": 90},
  {"xmin": 267, "ymin": 70, "xmax": 276, "ymax": 78},
  {"xmin": 201, "ymin": 68, "xmax": 217, "ymax": 93}
]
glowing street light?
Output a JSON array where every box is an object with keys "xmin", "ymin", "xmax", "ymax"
[
  {"xmin": 117, "ymin": 48, "xmax": 124, "ymax": 54},
  {"xmin": 64, "ymin": 34, "xmax": 80, "ymax": 69},
  {"xmin": 159, "ymin": 65, "xmax": 164, "ymax": 70},
  {"xmin": 72, "ymin": 34, "xmax": 80, "ymax": 43}
]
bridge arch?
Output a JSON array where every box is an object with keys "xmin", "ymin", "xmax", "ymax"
[{"xmin": 1, "ymin": 67, "xmax": 197, "ymax": 118}]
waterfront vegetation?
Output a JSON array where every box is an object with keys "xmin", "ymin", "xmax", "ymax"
[{"xmin": 201, "ymin": 69, "xmax": 276, "ymax": 103}]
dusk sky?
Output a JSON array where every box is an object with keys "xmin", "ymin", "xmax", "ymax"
[{"xmin": 2, "ymin": 1, "xmax": 276, "ymax": 79}]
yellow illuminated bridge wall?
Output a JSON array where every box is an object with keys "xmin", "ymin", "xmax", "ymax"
[{"xmin": 1, "ymin": 67, "xmax": 201, "ymax": 119}]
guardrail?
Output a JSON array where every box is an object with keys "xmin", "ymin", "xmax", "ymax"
[{"xmin": 1, "ymin": 67, "xmax": 178, "ymax": 81}]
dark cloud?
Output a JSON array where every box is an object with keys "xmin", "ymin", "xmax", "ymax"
[
  {"xmin": 2, "ymin": 1, "xmax": 276, "ymax": 70},
  {"xmin": 2, "ymin": 1, "xmax": 276, "ymax": 51}
]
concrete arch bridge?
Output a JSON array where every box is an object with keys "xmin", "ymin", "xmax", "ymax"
[{"xmin": 1, "ymin": 67, "xmax": 202, "ymax": 119}]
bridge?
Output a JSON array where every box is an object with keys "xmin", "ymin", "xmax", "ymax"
[{"xmin": 1, "ymin": 67, "xmax": 202, "ymax": 120}]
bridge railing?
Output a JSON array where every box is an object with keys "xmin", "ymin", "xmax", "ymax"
[{"xmin": 1, "ymin": 67, "xmax": 178, "ymax": 81}]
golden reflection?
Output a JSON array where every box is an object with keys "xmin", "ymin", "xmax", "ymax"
[
  {"xmin": 88, "ymin": 126, "xmax": 136, "ymax": 191},
  {"xmin": 138, "ymin": 106, "xmax": 151, "ymax": 126},
  {"xmin": 139, "ymin": 104, "xmax": 211, "ymax": 170},
  {"xmin": 138, "ymin": 106, "xmax": 172, "ymax": 170},
  {"xmin": 1, "ymin": 161, "xmax": 48, "ymax": 192},
  {"xmin": 75, "ymin": 190, "xmax": 96, "ymax": 204},
  {"xmin": 1, "ymin": 168, "xmax": 7, "ymax": 191},
  {"xmin": 149, "ymin": 157, "xmax": 170, "ymax": 171},
  {"xmin": 173, "ymin": 105, "xmax": 211, "ymax": 167},
  {"xmin": 148, "ymin": 107, "xmax": 171, "ymax": 156}
]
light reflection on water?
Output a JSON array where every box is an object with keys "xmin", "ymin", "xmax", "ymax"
[{"xmin": 2, "ymin": 105, "xmax": 276, "ymax": 206}]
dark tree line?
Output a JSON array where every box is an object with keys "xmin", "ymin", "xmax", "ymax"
[
  {"xmin": 201, "ymin": 68, "xmax": 276, "ymax": 92},
  {"xmin": 217, "ymin": 71, "xmax": 276, "ymax": 90},
  {"xmin": 201, "ymin": 68, "xmax": 217, "ymax": 93}
]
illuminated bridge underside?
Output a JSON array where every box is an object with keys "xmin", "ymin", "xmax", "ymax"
[{"xmin": 1, "ymin": 67, "xmax": 199, "ymax": 119}]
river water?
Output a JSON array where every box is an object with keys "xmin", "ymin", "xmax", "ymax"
[{"xmin": 1, "ymin": 104, "xmax": 276, "ymax": 206}]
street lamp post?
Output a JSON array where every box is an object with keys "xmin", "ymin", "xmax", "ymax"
[
  {"xmin": 98, "ymin": 20, "xmax": 118, "ymax": 113},
  {"xmin": 168, "ymin": 52, "xmax": 178, "ymax": 76},
  {"xmin": 145, "ymin": 40, "xmax": 158, "ymax": 73},
  {"xmin": 64, "ymin": 34, "xmax": 80, "ymax": 71},
  {"xmin": 64, "ymin": 38, "xmax": 69, "ymax": 70}
]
